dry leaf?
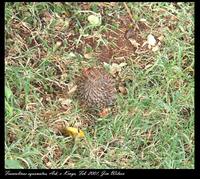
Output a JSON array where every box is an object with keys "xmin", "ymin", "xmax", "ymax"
[
  {"xmin": 42, "ymin": 11, "xmax": 52, "ymax": 22},
  {"xmin": 119, "ymin": 62, "xmax": 128, "ymax": 67},
  {"xmin": 68, "ymin": 85, "xmax": 77, "ymax": 95},
  {"xmin": 119, "ymin": 86, "xmax": 127, "ymax": 95},
  {"xmin": 110, "ymin": 63, "xmax": 127, "ymax": 76},
  {"xmin": 144, "ymin": 64, "xmax": 153, "ymax": 69},
  {"xmin": 67, "ymin": 52, "xmax": 76, "ymax": 58},
  {"xmin": 59, "ymin": 98, "xmax": 72, "ymax": 106},
  {"xmin": 84, "ymin": 53, "xmax": 93, "ymax": 59},
  {"xmin": 139, "ymin": 18, "xmax": 147, "ymax": 22},
  {"xmin": 148, "ymin": 44, "xmax": 151, "ymax": 49},
  {"xmin": 141, "ymin": 41, "xmax": 148, "ymax": 47},
  {"xmin": 61, "ymin": 73, "xmax": 68, "ymax": 81},
  {"xmin": 88, "ymin": 14, "xmax": 101, "ymax": 26},
  {"xmin": 55, "ymin": 18, "xmax": 70, "ymax": 31},
  {"xmin": 110, "ymin": 64, "xmax": 121, "ymax": 76},
  {"xmin": 147, "ymin": 34, "xmax": 156, "ymax": 46},
  {"xmin": 51, "ymin": 120, "xmax": 66, "ymax": 135},
  {"xmin": 128, "ymin": 38, "xmax": 140, "ymax": 48},
  {"xmin": 158, "ymin": 35, "xmax": 164, "ymax": 41},
  {"xmin": 125, "ymin": 29, "xmax": 134, "ymax": 39},
  {"xmin": 46, "ymin": 161, "xmax": 52, "ymax": 168},
  {"xmin": 104, "ymin": 62, "xmax": 127, "ymax": 77},
  {"xmin": 157, "ymin": 42, "xmax": 161, "ymax": 46},
  {"xmin": 152, "ymin": 45, "xmax": 159, "ymax": 52},
  {"xmin": 56, "ymin": 41, "xmax": 62, "ymax": 47}
]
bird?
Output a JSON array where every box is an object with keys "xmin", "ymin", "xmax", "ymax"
[{"xmin": 76, "ymin": 67, "xmax": 117, "ymax": 116}]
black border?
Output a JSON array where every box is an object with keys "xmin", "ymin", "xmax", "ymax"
[{"xmin": 3, "ymin": 1, "xmax": 199, "ymax": 178}]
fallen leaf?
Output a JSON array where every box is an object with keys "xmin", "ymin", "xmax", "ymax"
[
  {"xmin": 118, "ymin": 62, "xmax": 128, "ymax": 68},
  {"xmin": 147, "ymin": 34, "xmax": 156, "ymax": 46},
  {"xmin": 56, "ymin": 41, "xmax": 62, "ymax": 47},
  {"xmin": 139, "ymin": 18, "xmax": 147, "ymax": 22},
  {"xmin": 157, "ymin": 42, "xmax": 161, "ymax": 46},
  {"xmin": 110, "ymin": 63, "xmax": 127, "ymax": 76},
  {"xmin": 119, "ymin": 86, "xmax": 127, "ymax": 95},
  {"xmin": 125, "ymin": 29, "xmax": 134, "ymax": 39},
  {"xmin": 59, "ymin": 98, "xmax": 72, "ymax": 106},
  {"xmin": 110, "ymin": 63, "xmax": 121, "ymax": 76},
  {"xmin": 88, "ymin": 14, "xmax": 101, "ymax": 26},
  {"xmin": 67, "ymin": 82, "xmax": 77, "ymax": 95},
  {"xmin": 152, "ymin": 45, "xmax": 159, "ymax": 52},
  {"xmin": 103, "ymin": 62, "xmax": 110, "ymax": 69},
  {"xmin": 42, "ymin": 11, "xmax": 52, "ymax": 22},
  {"xmin": 53, "ymin": 41, "xmax": 62, "ymax": 52},
  {"xmin": 63, "ymin": 127, "xmax": 85, "ymax": 138},
  {"xmin": 51, "ymin": 121, "xmax": 66, "ymax": 135},
  {"xmin": 66, "ymin": 52, "xmax": 76, "ymax": 59},
  {"xmin": 54, "ymin": 18, "xmax": 70, "ymax": 31},
  {"xmin": 103, "ymin": 62, "xmax": 127, "ymax": 77},
  {"xmin": 141, "ymin": 41, "xmax": 148, "ymax": 47},
  {"xmin": 128, "ymin": 38, "xmax": 140, "ymax": 48},
  {"xmin": 84, "ymin": 53, "xmax": 93, "ymax": 59},
  {"xmin": 144, "ymin": 64, "xmax": 153, "ymax": 69},
  {"xmin": 46, "ymin": 161, "xmax": 52, "ymax": 168},
  {"xmin": 68, "ymin": 85, "xmax": 77, "ymax": 95},
  {"xmin": 158, "ymin": 35, "xmax": 164, "ymax": 41}
]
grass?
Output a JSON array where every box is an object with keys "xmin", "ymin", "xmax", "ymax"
[{"xmin": 5, "ymin": 2, "xmax": 194, "ymax": 169}]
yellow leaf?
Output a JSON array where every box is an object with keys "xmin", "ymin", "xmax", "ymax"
[{"xmin": 64, "ymin": 127, "xmax": 85, "ymax": 138}]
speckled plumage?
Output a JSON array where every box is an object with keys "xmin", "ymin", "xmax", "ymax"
[{"xmin": 76, "ymin": 67, "xmax": 117, "ymax": 112}]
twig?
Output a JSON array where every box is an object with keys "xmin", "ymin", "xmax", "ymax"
[{"xmin": 123, "ymin": 2, "xmax": 139, "ymax": 30}]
